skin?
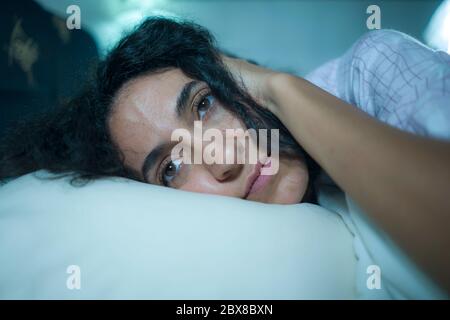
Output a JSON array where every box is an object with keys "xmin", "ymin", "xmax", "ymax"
[
  {"xmin": 108, "ymin": 68, "xmax": 308, "ymax": 204},
  {"xmin": 222, "ymin": 56, "xmax": 450, "ymax": 293}
]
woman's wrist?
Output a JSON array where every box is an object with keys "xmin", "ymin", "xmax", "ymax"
[{"xmin": 265, "ymin": 72, "xmax": 304, "ymax": 119}]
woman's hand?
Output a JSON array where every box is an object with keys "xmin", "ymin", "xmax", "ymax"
[{"xmin": 220, "ymin": 54, "xmax": 283, "ymax": 114}]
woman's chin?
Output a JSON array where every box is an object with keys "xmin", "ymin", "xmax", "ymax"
[
  {"xmin": 268, "ymin": 192, "xmax": 305, "ymax": 204},
  {"xmin": 247, "ymin": 181, "xmax": 307, "ymax": 204},
  {"xmin": 266, "ymin": 162, "xmax": 309, "ymax": 204}
]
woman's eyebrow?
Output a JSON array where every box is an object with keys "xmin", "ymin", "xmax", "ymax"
[{"xmin": 176, "ymin": 80, "xmax": 201, "ymax": 117}]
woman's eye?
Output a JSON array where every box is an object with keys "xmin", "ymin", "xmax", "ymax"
[
  {"xmin": 161, "ymin": 158, "xmax": 182, "ymax": 186},
  {"xmin": 196, "ymin": 94, "xmax": 215, "ymax": 120}
]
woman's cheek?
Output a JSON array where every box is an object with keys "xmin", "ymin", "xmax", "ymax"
[{"xmin": 206, "ymin": 102, "xmax": 243, "ymax": 130}]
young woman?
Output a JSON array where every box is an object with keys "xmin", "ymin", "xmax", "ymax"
[{"xmin": 0, "ymin": 17, "xmax": 449, "ymax": 293}]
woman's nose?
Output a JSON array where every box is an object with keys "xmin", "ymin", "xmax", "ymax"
[
  {"xmin": 191, "ymin": 126, "xmax": 248, "ymax": 182},
  {"xmin": 205, "ymin": 162, "xmax": 244, "ymax": 182}
]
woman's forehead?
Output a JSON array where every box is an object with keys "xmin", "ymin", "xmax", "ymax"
[
  {"xmin": 113, "ymin": 68, "xmax": 192, "ymax": 123},
  {"xmin": 108, "ymin": 68, "xmax": 192, "ymax": 167},
  {"xmin": 110, "ymin": 69, "xmax": 193, "ymax": 132}
]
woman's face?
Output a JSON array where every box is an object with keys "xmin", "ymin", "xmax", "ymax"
[{"xmin": 108, "ymin": 68, "xmax": 309, "ymax": 204}]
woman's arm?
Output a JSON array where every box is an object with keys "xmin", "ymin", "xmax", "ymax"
[{"xmin": 267, "ymin": 73, "xmax": 450, "ymax": 293}]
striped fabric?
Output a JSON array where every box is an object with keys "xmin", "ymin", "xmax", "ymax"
[{"xmin": 306, "ymin": 29, "xmax": 450, "ymax": 140}]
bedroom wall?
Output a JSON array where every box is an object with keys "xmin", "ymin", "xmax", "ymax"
[{"xmin": 36, "ymin": 0, "xmax": 442, "ymax": 75}]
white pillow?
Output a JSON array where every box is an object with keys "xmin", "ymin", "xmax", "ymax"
[{"xmin": 0, "ymin": 171, "xmax": 356, "ymax": 299}]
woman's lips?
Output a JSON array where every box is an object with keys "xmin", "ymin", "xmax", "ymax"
[{"xmin": 244, "ymin": 159, "xmax": 273, "ymax": 199}]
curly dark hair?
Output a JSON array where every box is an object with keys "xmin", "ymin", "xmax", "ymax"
[{"xmin": 0, "ymin": 16, "xmax": 319, "ymax": 201}]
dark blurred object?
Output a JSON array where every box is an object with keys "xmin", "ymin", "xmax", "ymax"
[{"xmin": 0, "ymin": 0, "xmax": 98, "ymax": 136}]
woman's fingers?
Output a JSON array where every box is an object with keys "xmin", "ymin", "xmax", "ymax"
[{"xmin": 220, "ymin": 54, "xmax": 281, "ymax": 113}]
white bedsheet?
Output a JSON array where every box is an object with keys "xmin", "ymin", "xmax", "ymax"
[{"xmin": 317, "ymin": 181, "xmax": 448, "ymax": 299}]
